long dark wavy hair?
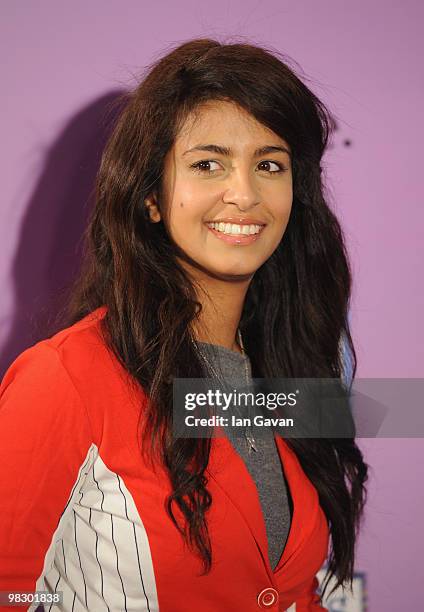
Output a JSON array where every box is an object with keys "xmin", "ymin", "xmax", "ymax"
[{"xmin": 51, "ymin": 38, "xmax": 368, "ymax": 600}]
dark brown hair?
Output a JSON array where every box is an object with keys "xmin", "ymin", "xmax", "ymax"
[{"xmin": 54, "ymin": 38, "xmax": 368, "ymax": 600}]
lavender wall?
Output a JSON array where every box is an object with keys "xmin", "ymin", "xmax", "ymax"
[{"xmin": 1, "ymin": 1, "xmax": 422, "ymax": 609}]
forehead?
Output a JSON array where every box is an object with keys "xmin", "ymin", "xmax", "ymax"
[{"xmin": 174, "ymin": 99, "xmax": 289, "ymax": 152}]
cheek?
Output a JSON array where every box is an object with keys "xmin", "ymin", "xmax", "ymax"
[
  {"xmin": 169, "ymin": 183, "xmax": 222, "ymax": 225},
  {"xmin": 168, "ymin": 200, "xmax": 200, "ymax": 231},
  {"xmin": 269, "ymin": 189, "xmax": 293, "ymax": 225},
  {"xmin": 166, "ymin": 201, "xmax": 204, "ymax": 243}
]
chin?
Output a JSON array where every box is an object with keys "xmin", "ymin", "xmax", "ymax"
[
  {"xmin": 178, "ymin": 252, "xmax": 258, "ymax": 281},
  {"xmin": 207, "ymin": 265, "xmax": 257, "ymax": 281}
]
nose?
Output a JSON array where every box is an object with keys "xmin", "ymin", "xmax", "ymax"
[{"xmin": 222, "ymin": 168, "xmax": 261, "ymax": 211}]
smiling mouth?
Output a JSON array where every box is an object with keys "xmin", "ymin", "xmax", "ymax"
[{"xmin": 205, "ymin": 221, "xmax": 265, "ymax": 236}]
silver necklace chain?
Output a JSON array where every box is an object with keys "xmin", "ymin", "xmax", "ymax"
[{"xmin": 191, "ymin": 330, "xmax": 258, "ymax": 454}]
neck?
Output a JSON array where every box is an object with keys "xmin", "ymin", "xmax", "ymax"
[{"xmin": 188, "ymin": 270, "xmax": 252, "ymax": 354}]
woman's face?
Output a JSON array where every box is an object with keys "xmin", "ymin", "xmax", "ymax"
[{"xmin": 145, "ymin": 100, "xmax": 293, "ymax": 281}]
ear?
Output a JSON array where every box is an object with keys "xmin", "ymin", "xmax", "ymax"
[{"xmin": 144, "ymin": 193, "xmax": 161, "ymax": 223}]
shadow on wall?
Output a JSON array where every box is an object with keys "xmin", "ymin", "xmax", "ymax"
[{"xmin": 0, "ymin": 90, "xmax": 126, "ymax": 378}]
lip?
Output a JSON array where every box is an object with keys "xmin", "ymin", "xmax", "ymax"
[
  {"xmin": 204, "ymin": 216, "xmax": 267, "ymax": 226},
  {"xmin": 205, "ymin": 223, "xmax": 265, "ymax": 245}
]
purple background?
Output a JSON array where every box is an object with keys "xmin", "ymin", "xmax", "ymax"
[{"xmin": 1, "ymin": 1, "xmax": 423, "ymax": 609}]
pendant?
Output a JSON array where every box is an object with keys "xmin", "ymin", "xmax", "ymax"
[{"xmin": 245, "ymin": 429, "xmax": 258, "ymax": 453}]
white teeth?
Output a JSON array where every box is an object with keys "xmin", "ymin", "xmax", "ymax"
[{"xmin": 207, "ymin": 222, "xmax": 263, "ymax": 236}]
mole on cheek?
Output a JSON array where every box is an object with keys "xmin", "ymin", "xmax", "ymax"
[{"xmin": 180, "ymin": 202, "xmax": 184, "ymax": 208}]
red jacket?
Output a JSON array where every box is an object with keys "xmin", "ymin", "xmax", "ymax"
[{"xmin": 0, "ymin": 306, "xmax": 329, "ymax": 611}]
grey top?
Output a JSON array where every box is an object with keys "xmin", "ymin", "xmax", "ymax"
[{"xmin": 197, "ymin": 341, "xmax": 293, "ymax": 571}]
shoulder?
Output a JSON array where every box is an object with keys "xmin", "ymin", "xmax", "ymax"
[
  {"xmin": 1, "ymin": 306, "xmax": 108, "ymax": 389},
  {"xmin": 42, "ymin": 305, "xmax": 109, "ymax": 363},
  {"xmin": 0, "ymin": 313, "xmax": 109, "ymax": 448},
  {"xmin": 1, "ymin": 306, "xmax": 146, "ymax": 425}
]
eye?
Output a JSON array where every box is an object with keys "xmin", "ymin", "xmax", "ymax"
[
  {"xmin": 257, "ymin": 160, "xmax": 286, "ymax": 173},
  {"xmin": 190, "ymin": 160, "xmax": 222, "ymax": 174},
  {"xmin": 190, "ymin": 159, "xmax": 287, "ymax": 175}
]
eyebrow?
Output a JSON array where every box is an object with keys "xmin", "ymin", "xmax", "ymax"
[{"xmin": 182, "ymin": 144, "xmax": 292, "ymax": 159}]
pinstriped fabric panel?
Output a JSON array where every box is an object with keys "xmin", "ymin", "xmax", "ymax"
[
  {"xmin": 28, "ymin": 444, "xmax": 97, "ymax": 612},
  {"xmin": 29, "ymin": 445, "xmax": 159, "ymax": 612}
]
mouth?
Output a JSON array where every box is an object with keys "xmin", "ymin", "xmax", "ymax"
[{"xmin": 205, "ymin": 221, "xmax": 266, "ymax": 245}]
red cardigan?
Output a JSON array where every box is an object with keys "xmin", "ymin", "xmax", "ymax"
[{"xmin": 0, "ymin": 306, "xmax": 329, "ymax": 611}]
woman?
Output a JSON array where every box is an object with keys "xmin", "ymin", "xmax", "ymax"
[{"xmin": 0, "ymin": 39, "xmax": 368, "ymax": 611}]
